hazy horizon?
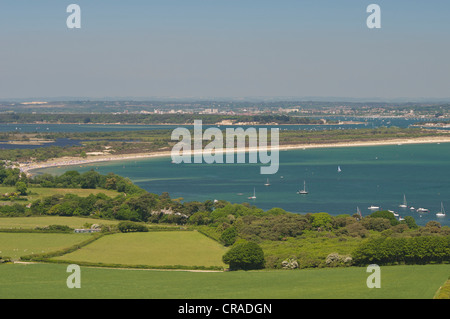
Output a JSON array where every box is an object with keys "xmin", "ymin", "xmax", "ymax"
[
  {"xmin": 2, "ymin": 95, "xmax": 450, "ymax": 104},
  {"xmin": 1, "ymin": 1, "xmax": 450, "ymax": 101}
]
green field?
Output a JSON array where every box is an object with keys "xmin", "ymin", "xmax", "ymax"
[
  {"xmin": 53, "ymin": 231, "xmax": 228, "ymax": 268},
  {"xmin": 0, "ymin": 186, "xmax": 120, "ymax": 203},
  {"xmin": 1, "ymin": 263, "xmax": 449, "ymax": 299},
  {"xmin": 0, "ymin": 216, "xmax": 119, "ymax": 230},
  {"xmin": 0, "ymin": 232, "xmax": 92, "ymax": 260},
  {"xmin": 1, "ymin": 216, "xmax": 449, "ymax": 299}
]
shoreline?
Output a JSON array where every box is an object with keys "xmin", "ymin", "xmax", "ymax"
[
  {"xmin": 3, "ymin": 121, "xmax": 349, "ymax": 126},
  {"xmin": 20, "ymin": 135, "xmax": 450, "ymax": 175}
]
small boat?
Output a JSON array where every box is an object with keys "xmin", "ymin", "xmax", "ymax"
[
  {"xmin": 356, "ymin": 207, "xmax": 362, "ymax": 218},
  {"xmin": 399, "ymin": 216, "xmax": 405, "ymax": 221},
  {"xmin": 368, "ymin": 205, "xmax": 380, "ymax": 210},
  {"xmin": 399, "ymin": 194, "xmax": 407, "ymax": 208},
  {"xmin": 337, "ymin": 166, "xmax": 342, "ymax": 173},
  {"xmin": 248, "ymin": 188, "xmax": 256, "ymax": 200},
  {"xmin": 436, "ymin": 202, "xmax": 446, "ymax": 217},
  {"xmin": 417, "ymin": 208, "xmax": 429, "ymax": 213},
  {"xmin": 297, "ymin": 181, "xmax": 308, "ymax": 195},
  {"xmin": 410, "ymin": 207, "xmax": 416, "ymax": 210},
  {"xmin": 264, "ymin": 178, "xmax": 270, "ymax": 186}
]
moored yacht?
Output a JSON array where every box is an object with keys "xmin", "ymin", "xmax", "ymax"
[
  {"xmin": 297, "ymin": 181, "xmax": 308, "ymax": 195},
  {"xmin": 248, "ymin": 188, "xmax": 256, "ymax": 200},
  {"xmin": 399, "ymin": 194, "xmax": 407, "ymax": 208},
  {"xmin": 436, "ymin": 202, "xmax": 446, "ymax": 218}
]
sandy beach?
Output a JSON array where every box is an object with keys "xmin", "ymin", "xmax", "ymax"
[{"xmin": 19, "ymin": 135, "xmax": 450, "ymax": 175}]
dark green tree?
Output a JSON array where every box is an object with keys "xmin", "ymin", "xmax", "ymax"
[
  {"xmin": 368, "ymin": 210, "xmax": 399, "ymax": 226},
  {"xmin": 80, "ymin": 170, "xmax": 100, "ymax": 189},
  {"xmin": 15, "ymin": 181, "xmax": 27, "ymax": 196},
  {"xmin": 219, "ymin": 226, "xmax": 237, "ymax": 246},
  {"xmin": 402, "ymin": 216, "xmax": 418, "ymax": 229},
  {"xmin": 222, "ymin": 241, "xmax": 265, "ymax": 270},
  {"xmin": 117, "ymin": 221, "xmax": 148, "ymax": 233}
]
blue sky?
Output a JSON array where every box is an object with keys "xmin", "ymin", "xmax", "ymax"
[{"xmin": 1, "ymin": 0, "xmax": 449, "ymax": 100}]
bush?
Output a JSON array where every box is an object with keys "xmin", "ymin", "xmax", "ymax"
[
  {"xmin": 281, "ymin": 258, "xmax": 299, "ymax": 269},
  {"xmin": 310, "ymin": 212, "xmax": 333, "ymax": 230},
  {"xmin": 222, "ymin": 241, "xmax": 265, "ymax": 270},
  {"xmin": 219, "ymin": 226, "xmax": 237, "ymax": 246},
  {"xmin": 117, "ymin": 221, "xmax": 148, "ymax": 233},
  {"xmin": 34, "ymin": 224, "xmax": 73, "ymax": 232},
  {"xmin": 361, "ymin": 217, "xmax": 391, "ymax": 232},
  {"xmin": 15, "ymin": 181, "xmax": 28, "ymax": 196},
  {"xmin": 368, "ymin": 210, "xmax": 399, "ymax": 226},
  {"xmin": 325, "ymin": 253, "xmax": 353, "ymax": 267},
  {"xmin": 352, "ymin": 235, "xmax": 450, "ymax": 266},
  {"xmin": 0, "ymin": 256, "xmax": 11, "ymax": 263}
]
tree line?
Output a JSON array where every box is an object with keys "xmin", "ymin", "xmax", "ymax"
[{"xmin": 0, "ymin": 113, "xmax": 325, "ymax": 125}]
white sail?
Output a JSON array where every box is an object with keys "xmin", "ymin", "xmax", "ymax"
[
  {"xmin": 399, "ymin": 194, "xmax": 407, "ymax": 208},
  {"xmin": 248, "ymin": 188, "xmax": 256, "ymax": 199},
  {"xmin": 357, "ymin": 207, "xmax": 362, "ymax": 218},
  {"xmin": 436, "ymin": 202, "xmax": 446, "ymax": 217},
  {"xmin": 298, "ymin": 181, "xmax": 308, "ymax": 194}
]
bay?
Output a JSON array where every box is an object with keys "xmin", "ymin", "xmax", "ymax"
[
  {"xmin": 35, "ymin": 142, "xmax": 450, "ymax": 227},
  {"xmin": 0, "ymin": 116, "xmax": 443, "ymax": 134}
]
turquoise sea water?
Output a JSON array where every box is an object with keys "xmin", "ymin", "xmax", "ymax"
[
  {"xmin": 0, "ymin": 117, "xmax": 443, "ymax": 134},
  {"xmin": 35, "ymin": 142, "xmax": 450, "ymax": 227}
]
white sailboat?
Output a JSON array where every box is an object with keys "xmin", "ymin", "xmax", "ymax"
[
  {"xmin": 356, "ymin": 207, "xmax": 362, "ymax": 218},
  {"xmin": 297, "ymin": 181, "xmax": 308, "ymax": 195},
  {"xmin": 337, "ymin": 166, "xmax": 342, "ymax": 173},
  {"xmin": 248, "ymin": 188, "xmax": 256, "ymax": 200},
  {"xmin": 264, "ymin": 178, "xmax": 270, "ymax": 186},
  {"xmin": 436, "ymin": 202, "xmax": 446, "ymax": 217},
  {"xmin": 399, "ymin": 194, "xmax": 407, "ymax": 208}
]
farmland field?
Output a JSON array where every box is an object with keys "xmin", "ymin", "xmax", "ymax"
[
  {"xmin": 0, "ymin": 216, "xmax": 119, "ymax": 230},
  {"xmin": 52, "ymin": 231, "xmax": 228, "ymax": 268},
  {"xmin": 0, "ymin": 232, "xmax": 92, "ymax": 260},
  {"xmin": 0, "ymin": 186, "xmax": 120, "ymax": 203},
  {"xmin": 0, "ymin": 263, "xmax": 449, "ymax": 299}
]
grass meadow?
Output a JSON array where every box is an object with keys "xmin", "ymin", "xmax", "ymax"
[
  {"xmin": 0, "ymin": 186, "xmax": 120, "ymax": 204},
  {"xmin": 52, "ymin": 231, "xmax": 228, "ymax": 268},
  {"xmin": 1, "ymin": 263, "xmax": 449, "ymax": 299},
  {"xmin": 0, "ymin": 217, "xmax": 449, "ymax": 299},
  {"xmin": 0, "ymin": 216, "xmax": 119, "ymax": 230},
  {"xmin": 0, "ymin": 232, "xmax": 92, "ymax": 260}
]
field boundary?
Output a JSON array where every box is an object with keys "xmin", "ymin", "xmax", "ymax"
[
  {"xmin": 434, "ymin": 279, "xmax": 450, "ymax": 299},
  {"xmin": 0, "ymin": 228, "xmax": 73, "ymax": 234},
  {"xmin": 19, "ymin": 232, "xmax": 105, "ymax": 262},
  {"xmin": 16, "ymin": 230, "xmax": 227, "ymax": 271},
  {"xmin": 41, "ymin": 258, "xmax": 225, "ymax": 271}
]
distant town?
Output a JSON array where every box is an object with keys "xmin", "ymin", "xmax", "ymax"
[{"xmin": 0, "ymin": 100, "xmax": 449, "ymax": 118}]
